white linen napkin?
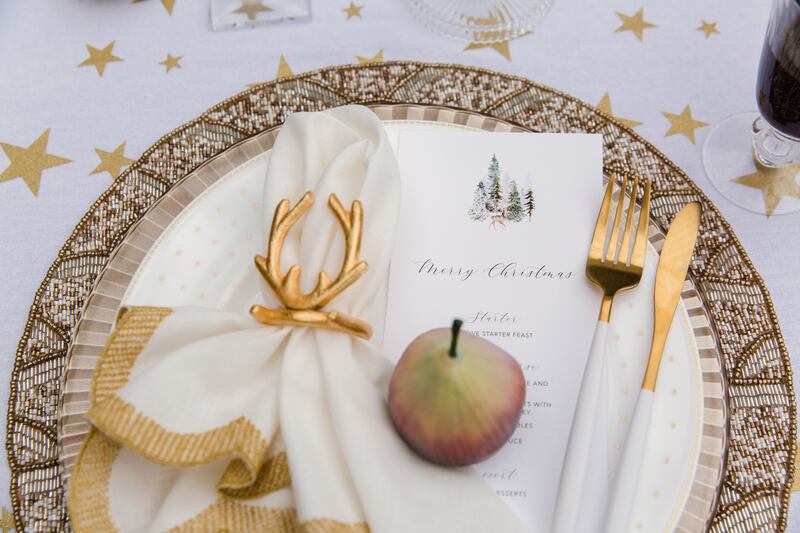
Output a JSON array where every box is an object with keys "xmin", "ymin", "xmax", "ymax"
[{"xmin": 70, "ymin": 105, "xmax": 527, "ymax": 533}]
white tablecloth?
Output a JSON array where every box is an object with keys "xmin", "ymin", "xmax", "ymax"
[{"xmin": 0, "ymin": 0, "xmax": 798, "ymax": 531}]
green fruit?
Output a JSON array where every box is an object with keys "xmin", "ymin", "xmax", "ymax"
[{"xmin": 388, "ymin": 319, "xmax": 525, "ymax": 466}]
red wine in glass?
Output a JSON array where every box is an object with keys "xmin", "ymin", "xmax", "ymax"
[
  {"xmin": 753, "ymin": 0, "xmax": 800, "ymax": 166},
  {"xmin": 757, "ymin": 30, "xmax": 800, "ymax": 138},
  {"xmin": 702, "ymin": 0, "xmax": 800, "ymax": 215}
]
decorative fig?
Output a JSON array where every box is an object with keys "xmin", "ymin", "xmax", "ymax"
[{"xmin": 388, "ymin": 319, "xmax": 525, "ymax": 466}]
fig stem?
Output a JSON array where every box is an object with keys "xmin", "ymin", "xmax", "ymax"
[{"xmin": 449, "ymin": 319, "xmax": 463, "ymax": 358}]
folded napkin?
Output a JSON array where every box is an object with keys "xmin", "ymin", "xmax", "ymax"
[{"xmin": 70, "ymin": 106, "xmax": 527, "ymax": 532}]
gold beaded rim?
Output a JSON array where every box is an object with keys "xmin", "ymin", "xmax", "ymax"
[{"xmin": 6, "ymin": 62, "xmax": 795, "ymax": 533}]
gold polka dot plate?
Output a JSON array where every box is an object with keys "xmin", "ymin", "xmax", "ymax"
[{"xmin": 6, "ymin": 63, "xmax": 794, "ymax": 533}]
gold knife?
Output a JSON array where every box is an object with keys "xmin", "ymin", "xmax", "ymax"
[{"xmin": 603, "ymin": 202, "xmax": 702, "ymax": 533}]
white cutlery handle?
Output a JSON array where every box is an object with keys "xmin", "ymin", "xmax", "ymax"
[
  {"xmin": 574, "ymin": 359, "xmax": 610, "ymax": 533},
  {"xmin": 603, "ymin": 389, "xmax": 654, "ymax": 533},
  {"xmin": 552, "ymin": 321, "xmax": 608, "ymax": 533}
]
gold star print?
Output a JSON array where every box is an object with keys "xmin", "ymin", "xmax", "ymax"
[
  {"xmin": 733, "ymin": 160, "xmax": 800, "ymax": 216},
  {"xmin": 462, "ymin": 13, "xmax": 527, "ymax": 61},
  {"xmin": 342, "ymin": 2, "xmax": 364, "ymax": 19},
  {"xmin": 698, "ymin": 20, "xmax": 719, "ymax": 38},
  {"xmin": 159, "ymin": 53, "xmax": 182, "ymax": 73},
  {"xmin": 245, "ymin": 55, "xmax": 294, "ymax": 88},
  {"xmin": 356, "ymin": 49, "xmax": 384, "ymax": 64},
  {"xmin": 615, "ymin": 9, "xmax": 657, "ymax": 42},
  {"xmin": 0, "ymin": 129, "xmax": 71, "ymax": 196},
  {"xmin": 0, "ymin": 507, "xmax": 13, "ymax": 533},
  {"xmin": 132, "ymin": 0, "xmax": 175, "ymax": 15},
  {"xmin": 276, "ymin": 54, "xmax": 293, "ymax": 78},
  {"xmin": 662, "ymin": 105, "xmax": 708, "ymax": 144},
  {"xmin": 77, "ymin": 41, "xmax": 123, "ymax": 77},
  {"xmin": 91, "ymin": 142, "xmax": 135, "ymax": 180},
  {"xmin": 232, "ymin": 0, "xmax": 272, "ymax": 21},
  {"xmin": 464, "ymin": 39, "xmax": 514, "ymax": 61},
  {"xmin": 597, "ymin": 92, "xmax": 642, "ymax": 128}
]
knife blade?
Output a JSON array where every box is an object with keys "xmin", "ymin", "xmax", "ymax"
[{"xmin": 641, "ymin": 201, "xmax": 702, "ymax": 391}]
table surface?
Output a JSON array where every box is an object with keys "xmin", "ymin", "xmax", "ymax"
[{"xmin": 1, "ymin": 1, "xmax": 798, "ymax": 531}]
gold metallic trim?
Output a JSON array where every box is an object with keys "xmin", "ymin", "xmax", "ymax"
[
  {"xmin": 219, "ymin": 452, "xmax": 291, "ymax": 500},
  {"xmin": 68, "ymin": 429, "xmax": 119, "ymax": 533},
  {"xmin": 71, "ymin": 431, "xmax": 368, "ymax": 532},
  {"xmin": 301, "ymin": 519, "xmax": 371, "ymax": 533},
  {"xmin": 91, "ymin": 306, "xmax": 172, "ymax": 403},
  {"xmin": 171, "ymin": 501, "xmax": 371, "ymax": 533},
  {"xmin": 169, "ymin": 498, "xmax": 297, "ymax": 533},
  {"xmin": 87, "ymin": 395, "xmax": 270, "ymax": 474}
]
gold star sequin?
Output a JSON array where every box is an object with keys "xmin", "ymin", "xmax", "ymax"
[
  {"xmin": 662, "ymin": 105, "xmax": 708, "ymax": 144},
  {"xmin": 0, "ymin": 129, "xmax": 71, "ymax": 196},
  {"xmin": 159, "ymin": 53, "xmax": 182, "ymax": 73},
  {"xmin": 597, "ymin": 92, "xmax": 642, "ymax": 128},
  {"xmin": 356, "ymin": 49, "xmax": 383, "ymax": 64},
  {"xmin": 698, "ymin": 20, "xmax": 719, "ymax": 38},
  {"xmin": 733, "ymin": 160, "xmax": 800, "ymax": 216},
  {"xmin": 132, "ymin": 0, "xmax": 175, "ymax": 15},
  {"xmin": 77, "ymin": 41, "xmax": 123, "ymax": 77},
  {"xmin": 342, "ymin": 2, "xmax": 364, "ymax": 19},
  {"xmin": 0, "ymin": 507, "xmax": 13, "ymax": 533},
  {"xmin": 615, "ymin": 9, "xmax": 657, "ymax": 42},
  {"xmin": 232, "ymin": 0, "xmax": 272, "ymax": 21},
  {"xmin": 91, "ymin": 142, "xmax": 135, "ymax": 180}
]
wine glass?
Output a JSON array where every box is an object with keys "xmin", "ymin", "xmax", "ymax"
[
  {"xmin": 702, "ymin": 0, "xmax": 800, "ymax": 215},
  {"xmin": 404, "ymin": 0, "xmax": 554, "ymax": 44}
]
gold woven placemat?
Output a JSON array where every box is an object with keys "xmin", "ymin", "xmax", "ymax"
[{"xmin": 6, "ymin": 62, "xmax": 796, "ymax": 532}]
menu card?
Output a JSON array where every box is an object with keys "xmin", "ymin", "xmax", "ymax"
[{"xmin": 383, "ymin": 130, "xmax": 604, "ymax": 529}]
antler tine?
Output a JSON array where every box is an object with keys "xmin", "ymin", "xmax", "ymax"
[
  {"xmin": 329, "ymin": 194, "xmax": 365, "ymax": 266},
  {"xmin": 310, "ymin": 194, "xmax": 368, "ymax": 309},
  {"xmin": 255, "ymin": 192, "xmax": 314, "ymax": 302},
  {"xmin": 255, "ymin": 191, "xmax": 368, "ymax": 312}
]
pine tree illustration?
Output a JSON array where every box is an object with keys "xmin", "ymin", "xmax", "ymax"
[
  {"xmin": 524, "ymin": 187, "xmax": 536, "ymax": 221},
  {"xmin": 507, "ymin": 180, "xmax": 524, "ymax": 222},
  {"xmin": 487, "ymin": 154, "xmax": 504, "ymax": 213},
  {"xmin": 468, "ymin": 180, "xmax": 489, "ymax": 221}
]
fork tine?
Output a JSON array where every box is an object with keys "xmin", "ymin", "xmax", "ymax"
[
  {"xmin": 588, "ymin": 173, "xmax": 616, "ymax": 259},
  {"xmin": 630, "ymin": 179, "xmax": 651, "ymax": 267},
  {"xmin": 619, "ymin": 174, "xmax": 639, "ymax": 265},
  {"xmin": 605, "ymin": 173, "xmax": 628, "ymax": 263}
]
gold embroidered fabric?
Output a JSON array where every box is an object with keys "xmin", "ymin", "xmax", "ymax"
[
  {"xmin": 6, "ymin": 62, "xmax": 795, "ymax": 532},
  {"xmin": 91, "ymin": 306, "xmax": 172, "ymax": 402},
  {"xmin": 218, "ymin": 452, "xmax": 291, "ymax": 499},
  {"xmin": 70, "ymin": 431, "xmax": 368, "ymax": 533},
  {"xmin": 70, "ymin": 304, "xmax": 372, "ymax": 531},
  {"xmin": 86, "ymin": 306, "xmax": 271, "ymax": 482}
]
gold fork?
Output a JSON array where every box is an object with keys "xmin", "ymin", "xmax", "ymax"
[{"xmin": 552, "ymin": 173, "xmax": 651, "ymax": 533}]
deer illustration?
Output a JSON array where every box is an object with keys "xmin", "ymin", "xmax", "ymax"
[{"xmin": 490, "ymin": 209, "xmax": 507, "ymax": 231}]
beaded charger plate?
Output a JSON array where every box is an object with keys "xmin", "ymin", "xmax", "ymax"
[{"xmin": 6, "ymin": 63, "xmax": 794, "ymax": 533}]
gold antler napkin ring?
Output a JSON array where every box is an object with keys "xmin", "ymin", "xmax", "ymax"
[{"xmin": 250, "ymin": 191, "xmax": 373, "ymax": 339}]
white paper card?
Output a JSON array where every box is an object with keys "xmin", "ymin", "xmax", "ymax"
[{"xmin": 383, "ymin": 131, "xmax": 604, "ymax": 530}]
